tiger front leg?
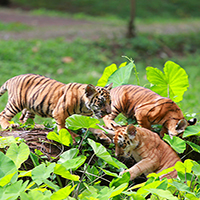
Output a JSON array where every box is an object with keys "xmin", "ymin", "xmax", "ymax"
[
  {"xmin": 103, "ymin": 114, "xmax": 119, "ymax": 130},
  {"xmin": 52, "ymin": 110, "xmax": 78, "ymax": 143},
  {"xmin": 120, "ymin": 157, "xmax": 160, "ymax": 181}
]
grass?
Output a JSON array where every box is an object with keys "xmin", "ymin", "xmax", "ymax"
[{"xmin": 0, "ymin": 21, "xmax": 31, "ymax": 32}]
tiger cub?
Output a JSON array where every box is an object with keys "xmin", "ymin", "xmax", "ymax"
[
  {"xmin": 0, "ymin": 74, "xmax": 112, "ymax": 138},
  {"xmin": 103, "ymin": 85, "xmax": 196, "ymax": 138},
  {"xmin": 102, "ymin": 124, "xmax": 181, "ymax": 180}
]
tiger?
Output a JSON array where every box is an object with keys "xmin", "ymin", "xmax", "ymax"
[
  {"xmin": 100, "ymin": 124, "xmax": 182, "ymax": 180},
  {"xmin": 0, "ymin": 74, "xmax": 113, "ymax": 140},
  {"xmin": 103, "ymin": 85, "xmax": 196, "ymax": 138}
]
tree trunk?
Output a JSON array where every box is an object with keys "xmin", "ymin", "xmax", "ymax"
[{"xmin": 126, "ymin": 0, "xmax": 136, "ymax": 38}]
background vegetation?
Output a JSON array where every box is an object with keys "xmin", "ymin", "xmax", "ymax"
[{"xmin": 0, "ymin": 1, "xmax": 199, "ymax": 125}]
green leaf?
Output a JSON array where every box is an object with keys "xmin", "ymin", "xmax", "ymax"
[
  {"xmin": 0, "ymin": 172, "xmax": 17, "ymax": 187},
  {"xmin": 107, "ymin": 62, "xmax": 134, "ymax": 88},
  {"xmin": 100, "ymin": 168, "xmax": 119, "ymax": 178},
  {"xmin": 148, "ymin": 166, "xmax": 175, "ymax": 179},
  {"xmin": 110, "ymin": 183, "xmax": 128, "ymax": 198},
  {"xmin": 183, "ymin": 125, "xmax": 200, "ymax": 138},
  {"xmin": 58, "ymin": 148, "xmax": 79, "ymax": 163},
  {"xmin": 129, "ymin": 193, "xmax": 146, "ymax": 200},
  {"xmin": 4, "ymin": 179, "xmax": 29, "ymax": 199},
  {"xmin": 192, "ymin": 163, "xmax": 200, "ymax": 176},
  {"xmin": 97, "ymin": 63, "xmax": 118, "ymax": 87},
  {"xmin": 58, "ymin": 155, "xmax": 86, "ymax": 170},
  {"xmin": 50, "ymin": 185, "xmax": 76, "ymax": 200},
  {"xmin": 137, "ymin": 179, "xmax": 168, "ymax": 197},
  {"xmin": 31, "ymin": 163, "xmax": 55, "ymax": 183},
  {"xmin": 0, "ymin": 136, "xmax": 17, "ymax": 148},
  {"xmin": 54, "ymin": 164, "xmax": 80, "ymax": 181},
  {"xmin": 146, "ymin": 61, "xmax": 189, "ymax": 102},
  {"xmin": 20, "ymin": 190, "xmax": 51, "ymax": 200},
  {"xmin": 186, "ymin": 141, "xmax": 200, "ymax": 153},
  {"xmin": 88, "ymin": 138, "xmax": 120, "ymax": 169},
  {"xmin": 175, "ymin": 159, "xmax": 194, "ymax": 174},
  {"xmin": 47, "ymin": 129, "xmax": 73, "ymax": 146},
  {"xmin": 169, "ymin": 181, "xmax": 194, "ymax": 194},
  {"xmin": 163, "ymin": 134, "xmax": 186, "ymax": 153},
  {"xmin": 0, "ymin": 152, "xmax": 17, "ymax": 183},
  {"xmin": 65, "ymin": 114, "xmax": 100, "ymax": 130},
  {"xmin": 6, "ymin": 142, "xmax": 30, "ymax": 169},
  {"xmin": 146, "ymin": 188, "xmax": 178, "ymax": 200},
  {"xmin": 109, "ymin": 172, "xmax": 130, "ymax": 188}
]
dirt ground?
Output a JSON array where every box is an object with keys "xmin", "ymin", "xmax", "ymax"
[{"xmin": 1, "ymin": 8, "xmax": 200, "ymax": 41}]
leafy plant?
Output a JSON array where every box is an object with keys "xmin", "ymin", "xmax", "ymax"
[
  {"xmin": 146, "ymin": 60, "xmax": 189, "ymax": 102},
  {"xmin": 97, "ymin": 60, "xmax": 135, "ymax": 88}
]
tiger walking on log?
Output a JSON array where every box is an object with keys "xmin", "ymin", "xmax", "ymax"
[
  {"xmin": 0, "ymin": 74, "xmax": 113, "ymax": 141},
  {"xmin": 100, "ymin": 124, "xmax": 182, "ymax": 180},
  {"xmin": 103, "ymin": 85, "xmax": 196, "ymax": 138}
]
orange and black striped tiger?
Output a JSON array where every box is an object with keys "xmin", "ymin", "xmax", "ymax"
[
  {"xmin": 103, "ymin": 85, "xmax": 196, "ymax": 138},
  {"xmin": 101, "ymin": 124, "xmax": 182, "ymax": 180},
  {"xmin": 0, "ymin": 74, "xmax": 113, "ymax": 135}
]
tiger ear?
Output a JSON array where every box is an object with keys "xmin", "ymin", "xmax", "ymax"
[
  {"xmin": 188, "ymin": 118, "xmax": 197, "ymax": 126},
  {"xmin": 176, "ymin": 119, "xmax": 188, "ymax": 133},
  {"xmin": 127, "ymin": 124, "xmax": 137, "ymax": 136},
  {"xmin": 104, "ymin": 82, "xmax": 113, "ymax": 91},
  {"xmin": 85, "ymin": 84, "xmax": 97, "ymax": 98}
]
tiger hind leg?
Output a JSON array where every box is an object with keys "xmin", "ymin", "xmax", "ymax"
[
  {"xmin": 19, "ymin": 109, "xmax": 46, "ymax": 129},
  {"xmin": 19, "ymin": 109, "xmax": 35, "ymax": 123},
  {"xmin": 0, "ymin": 103, "xmax": 22, "ymax": 129}
]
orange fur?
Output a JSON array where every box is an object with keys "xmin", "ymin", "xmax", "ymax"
[
  {"xmin": 112, "ymin": 125, "xmax": 181, "ymax": 180},
  {"xmin": 103, "ymin": 85, "xmax": 196, "ymax": 137},
  {"xmin": 0, "ymin": 74, "xmax": 112, "ymax": 136}
]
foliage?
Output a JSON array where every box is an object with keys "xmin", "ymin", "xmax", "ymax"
[
  {"xmin": 146, "ymin": 61, "xmax": 189, "ymax": 102},
  {"xmin": 10, "ymin": 0, "xmax": 200, "ymax": 20},
  {"xmin": 0, "ymin": 22, "xmax": 31, "ymax": 32},
  {"xmin": 0, "ymin": 60, "xmax": 200, "ymax": 199}
]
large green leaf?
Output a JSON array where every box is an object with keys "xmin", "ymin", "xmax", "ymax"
[
  {"xmin": 50, "ymin": 185, "xmax": 76, "ymax": 200},
  {"xmin": 146, "ymin": 61, "xmax": 189, "ymax": 102},
  {"xmin": 47, "ymin": 128, "xmax": 73, "ymax": 146},
  {"xmin": 59, "ymin": 155, "xmax": 86, "ymax": 170},
  {"xmin": 54, "ymin": 164, "xmax": 80, "ymax": 181},
  {"xmin": 183, "ymin": 125, "xmax": 200, "ymax": 138},
  {"xmin": 186, "ymin": 141, "xmax": 200, "ymax": 153},
  {"xmin": 58, "ymin": 148, "xmax": 79, "ymax": 164},
  {"xmin": 175, "ymin": 159, "xmax": 194, "ymax": 173},
  {"xmin": 146, "ymin": 188, "xmax": 178, "ymax": 200},
  {"xmin": 31, "ymin": 163, "xmax": 56, "ymax": 187},
  {"xmin": 107, "ymin": 62, "xmax": 134, "ymax": 88},
  {"xmin": 169, "ymin": 181, "xmax": 194, "ymax": 195},
  {"xmin": 88, "ymin": 139, "xmax": 125, "ymax": 169},
  {"xmin": 6, "ymin": 142, "xmax": 30, "ymax": 169},
  {"xmin": 137, "ymin": 179, "xmax": 168, "ymax": 197},
  {"xmin": 163, "ymin": 134, "xmax": 186, "ymax": 153},
  {"xmin": 0, "ymin": 152, "xmax": 17, "ymax": 179},
  {"xmin": 20, "ymin": 190, "xmax": 51, "ymax": 200},
  {"xmin": 110, "ymin": 183, "xmax": 128, "ymax": 198},
  {"xmin": 65, "ymin": 114, "xmax": 100, "ymax": 130},
  {"xmin": 97, "ymin": 63, "xmax": 118, "ymax": 87}
]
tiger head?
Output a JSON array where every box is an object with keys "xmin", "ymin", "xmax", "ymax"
[
  {"xmin": 165, "ymin": 117, "xmax": 197, "ymax": 138},
  {"xmin": 85, "ymin": 83, "xmax": 113, "ymax": 119},
  {"xmin": 112, "ymin": 124, "xmax": 139, "ymax": 157}
]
